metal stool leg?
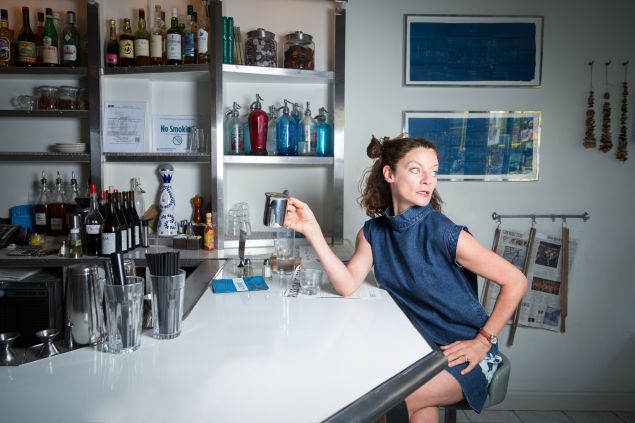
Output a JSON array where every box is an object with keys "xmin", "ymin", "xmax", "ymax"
[{"xmin": 443, "ymin": 408, "xmax": 457, "ymax": 423}]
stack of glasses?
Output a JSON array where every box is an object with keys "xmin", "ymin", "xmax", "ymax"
[{"xmin": 146, "ymin": 252, "xmax": 186, "ymax": 340}]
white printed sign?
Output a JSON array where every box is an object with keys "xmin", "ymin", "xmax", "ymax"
[{"xmin": 153, "ymin": 115, "xmax": 198, "ymax": 152}]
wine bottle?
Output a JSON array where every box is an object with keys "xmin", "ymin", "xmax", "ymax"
[
  {"xmin": 17, "ymin": 6, "xmax": 36, "ymax": 66},
  {"xmin": 42, "ymin": 8, "xmax": 59, "ymax": 66},
  {"xmin": 119, "ymin": 18, "xmax": 135, "ymax": 67},
  {"xmin": 115, "ymin": 191, "xmax": 130, "ymax": 252},
  {"xmin": 126, "ymin": 191, "xmax": 142, "ymax": 248},
  {"xmin": 106, "ymin": 19, "xmax": 118, "ymax": 67},
  {"xmin": 101, "ymin": 192, "xmax": 121, "ymax": 256},
  {"xmin": 133, "ymin": 8, "xmax": 150, "ymax": 66},
  {"xmin": 84, "ymin": 183, "xmax": 104, "ymax": 256},
  {"xmin": 166, "ymin": 8, "xmax": 182, "ymax": 65}
]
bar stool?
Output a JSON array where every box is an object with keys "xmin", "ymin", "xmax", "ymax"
[{"xmin": 443, "ymin": 352, "xmax": 511, "ymax": 423}]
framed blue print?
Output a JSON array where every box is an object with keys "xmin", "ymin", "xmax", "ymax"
[
  {"xmin": 404, "ymin": 15, "xmax": 544, "ymax": 86},
  {"xmin": 402, "ymin": 111, "xmax": 541, "ymax": 181}
]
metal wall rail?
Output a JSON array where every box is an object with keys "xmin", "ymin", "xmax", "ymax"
[{"xmin": 491, "ymin": 212, "xmax": 590, "ymax": 223}]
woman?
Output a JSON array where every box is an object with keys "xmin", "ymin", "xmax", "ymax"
[{"xmin": 284, "ymin": 135, "xmax": 527, "ymax": 423}]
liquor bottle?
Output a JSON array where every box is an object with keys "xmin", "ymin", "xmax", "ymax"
[
  {"xmin": 166, "ymin": 8, "xmax": 182, "ymax": 65},
  {"xmin": 65, "ymin": 170, "xmax": 79, "ymax": 217},
  {"xmin": 0, "ymin": 9, "xmax": 14, "ymax": 67},
  {"xmin": 267, "ymin": 105, "xmax": 277, "ymax": 155},
  {"xmin": 276, "ymin": 100, "xmax": 295, "ymax": 156},
  {"xmin": 315, "ymin": 107, "xmax": 332, "ymax": 157},
  {"xmin": 150, "ymin": 5, "xmax": 164, "ymax": 65},
  {"xmin": 113, "ymin": 191, "xmax": 129, "ymax": 252},
  {"xmin": 225, "ymin": 102, "xmax": 243, "ymax": 154},
  {"xmin": 197, "ymin": 0, "xmax": 209, "ymax": 64},
  {"xmin": 203, "ymin": 212, "xmax": 215, "ymax": 250},
  {"xmin": 33, "ymin": 11, "xmax": 44, "ymax": 66},
  {"xmin": 126, "ymin": 191, "xmax": 142, "ymax": 248},
  {"xmin": 134, "ymin": 8, "xmax": 150, "ymax": 66},
  {"xmin": 298, "ymin": 101, "xmax": 316, "ymax": 156},
  {"xmin": 34, "ymin": 171, "xmax": 50, "ymax": 235},
  {"xmin": 248, "ymin": 94, "xmax": 268, "ymax": 155},
  {"xmin": 131, "ymin": 177, "xmax": 146, "ymax": 218},
  {"xmin": 42, "ymin": 8, "xmax": 59, "ymax": 66},
  {"xmin": 101, "ymin": 192, "xmax": 121, "ymax": 256},
  {"xmin": 98, "ymin": 190, "xmax": 108, "ymax": 218},
  {"xmin": 182, "ymin": 5, "xmax": 196, "ymax": 64},
  {"xmin": 105, "ymin": 19, "xmax": 118, "ymax": 67},
  {"xmin": 48, "ymin": 171, "xmax": 67, "ymax": 236},
  {"xmin": 17, "ymin": 6, "xmax": 36, "ymax": 66},
  {"xmin": 62, "ymin": 11, "xmax": 80, "ymax": 66},
  {"xmin": 119, "ymin": 18, "xmax": 135, "ymax": 67},
  {"xmin": 84, "ymin": 183, "xmax": 103, "ymax": 256}
]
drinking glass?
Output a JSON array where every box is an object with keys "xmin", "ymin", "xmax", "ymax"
[
  {"xmin": 150, "ymin": 270, "xmax": 186, "ymax": 340},
  {"xmin": 104, "ymin": 277, "xmax": 144, "ymax": 354},
  {"xmin": 275, "ymin": 229, "xmax": 295, "ymax": 274},
  {"xmin": 13, "ymin": 95, "xmax": 36, "ymax": 111},
  {"xmin": 300, "ymin": 268, "xmax": 323, "ymax": 295}
]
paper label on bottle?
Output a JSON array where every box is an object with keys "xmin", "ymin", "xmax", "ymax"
[
  {"xmin": 63, "ymin": 44, "xmax": 77, "ymax": 61},
  {"xmin": 127, "ymin": 228, "xmax": 132, "ymax": 248},
  {"xmin": 35, "ymin": 213, "xmax": 46, "ymax": 225},
  {"xmin": 18, "ymin": 41, "xmax": 36, "ymax": 63},
  {"xmin": 197, "ymin": 29, "xmax": 208, "ymax": 53},
  {"xmin": 42, "ymin": 37, "xmax": 58, "ymax": 64},
  {"xmin": 150, "ymin": 34, "xmax": 163, "ymax": 58},
  {"xmin": 135, "ymin": 226, "xmax": 141, "ymax": 246},
  {"xmin": 134, "ymin": 39, "xmax": 149, "ymax": 57},
  {"xmin": 50, "ymin": 217, "xmax": 63, "ymax": 231},
  {"xmin": 120, "ymin": 230, "xmax": 128, "ymax": 251},
  {"xmin": 86, "ymin": 224, "xmax": 101, "ymax": 235},
  {"xmin": 106, "ymin": 53, "xmax": 118, "ymax": 65},
  {"xmin": 183, "ymin": 32, "xmax": 195, "ymax": 57},
  {"xmin": 101, "ymin": 232, "xmax": 117, "ymax": 255},
  {"xmin": 119, "ymin": 39, "xmax": 134, "ymax": 59},
  {"xmin": 167, "ymin": 33, "xmax": 181, "ymax": 60},
  {"xmin": 0, "ymin": 37, "xmax": 10, "ymax": 61}
]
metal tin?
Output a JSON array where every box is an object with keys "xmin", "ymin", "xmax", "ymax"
[{"xmin": 263, "ymin": 192, "xmax": 289, "ymax": 227}]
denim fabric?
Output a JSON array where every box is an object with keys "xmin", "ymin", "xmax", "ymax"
[{"xmin": 363, "ymin": 204, "xmax": 497, "ymax": 412}]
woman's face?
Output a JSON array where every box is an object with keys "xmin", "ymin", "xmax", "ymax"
[{"xmin": 383, "ymin": 147, "xmax": 438, "ymax": 214}]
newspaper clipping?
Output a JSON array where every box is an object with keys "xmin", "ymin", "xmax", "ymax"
[{"xmin": 482, "ymin": 229, "xmax": 577, "ymax": 332}]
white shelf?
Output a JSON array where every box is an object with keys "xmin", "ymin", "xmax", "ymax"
[
  {"xmin": 223, "ymin": 155, "xmax": 333, "ymax": 165},
  {"xmin": 223, "ymin": 64, "xmax": 334, "ymax": 84}
]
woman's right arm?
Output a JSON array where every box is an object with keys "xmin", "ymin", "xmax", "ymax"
[{"xmin": 285, "ymin": 197, "xmax": 373, "ymax": 297}]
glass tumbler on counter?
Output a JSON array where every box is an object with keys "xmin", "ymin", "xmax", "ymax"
[
  {"xmin": 57, "ymin": 86, "xmax": 79, "ymax": 110},
  {"xmin": 275, "ymin": 229, "xmax": 295, "ymax": 274},
  {"xmin": 104, "ymin": 277, "xmax": 144, "ymax": 354},
  {"xmin": 149, "ymin": 270, "xmax": 186, "ymax": 340},
  {"xmin": 299, "ymin": 268, "xmax": 323, "ymax": 295},
  {"xmin": 37, "ymin": 86, "xmax": 59, "ymax": 110}
]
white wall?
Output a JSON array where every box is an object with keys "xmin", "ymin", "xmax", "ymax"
[{"xmin": 345, "ymin": 0, "xmax": 635, "ymax": 410}]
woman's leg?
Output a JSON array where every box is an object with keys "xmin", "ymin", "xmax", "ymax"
[{"xmin": 405, "ymin": 370, "xmax": 464, "ymax": 423}]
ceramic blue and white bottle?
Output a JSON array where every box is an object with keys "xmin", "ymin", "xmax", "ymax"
[{"xmin": 158, "ymin": 163, "xmax": 177, "ymax": 236}]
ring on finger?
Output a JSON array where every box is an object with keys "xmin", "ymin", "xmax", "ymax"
[{"xmin": 462, "ymin": 355, "xmax": 468, "ymax": 364}]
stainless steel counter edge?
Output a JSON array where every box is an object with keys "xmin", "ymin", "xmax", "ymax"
[
  {"xmin": 182, "ymin": 258, "xmax": 224, "ymax": 320},
  {"xmin": 324, "ymin": 351, "xmax": 447, "ymax": 422}
]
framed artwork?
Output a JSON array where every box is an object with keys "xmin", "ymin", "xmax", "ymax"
[
  {"xmin": 404, "ymin": 15, "xmax": 544, "ymax": 86},
  {"xmin": 402, "ymin": 110, "xmax": 541, "ymax": 181}
]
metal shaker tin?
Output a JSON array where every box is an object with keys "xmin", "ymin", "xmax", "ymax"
[{"xmin": 263, "ymin": 192, "xmax": 289, "ymax": 227}]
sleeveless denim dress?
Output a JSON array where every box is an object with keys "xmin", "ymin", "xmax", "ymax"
[{"xmin": 363, "ymin": 204, "xmax": 500, "ymax": 412}]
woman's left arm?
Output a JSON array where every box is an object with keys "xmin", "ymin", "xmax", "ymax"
[{"xmin": 442, "ymin": 230, "xmax": 527, "ymax": 374}]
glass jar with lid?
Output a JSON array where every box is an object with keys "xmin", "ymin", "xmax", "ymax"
[
  {"xmin": 37, "ymin": 86, "xmax": 59, "ymax": 110},
  {"xmin": 245, "ymin": 28, "xmax": 277, "ymax": 67},
  {"xmin": 283, "ymin": 31, "xmax": 315, "ymax": 70},
  {"xmin": 58, "ymin": 86, "xmax": 79, "ymax": 110}
]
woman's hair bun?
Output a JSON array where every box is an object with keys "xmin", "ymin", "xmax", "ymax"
[{"xmin": 367, "ymin": 135, "xmax": 383, "ymax": 159}]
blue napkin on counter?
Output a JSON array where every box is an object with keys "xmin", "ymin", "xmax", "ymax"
[{"xmin": 211, "ymin": 276, "xmax": 269, "ymax": 293}]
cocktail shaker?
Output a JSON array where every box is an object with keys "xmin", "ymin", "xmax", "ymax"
[
  {"xmin": 65, "ymin": 264, "xmax": 104, "ymax": 346},
  {"xmin": 263, "ymin": 191, "xmax": 289, "ymax": 228}
]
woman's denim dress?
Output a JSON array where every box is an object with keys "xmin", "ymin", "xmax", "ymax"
[{"xmin": 363, "ymin": 204, "xmax": 500, "ymax": 412}]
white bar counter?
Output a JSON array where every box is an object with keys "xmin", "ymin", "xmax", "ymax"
[{"xmin": 0, "ymin": 249, "xmax": 445, "ymax": 422}]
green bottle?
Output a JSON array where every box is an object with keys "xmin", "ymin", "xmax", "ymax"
[{"xmin": 42, "ymin": 8, "xmax": 59, "ymax": 66}]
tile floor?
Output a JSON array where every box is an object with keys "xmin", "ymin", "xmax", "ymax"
[{"xmin": 446, "ymin": 410, "xmax": 635, "ymax": 423}]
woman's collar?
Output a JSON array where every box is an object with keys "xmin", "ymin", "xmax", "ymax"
[{"xmin": 384, "ymin": 203, "xmax": 433, "ymax": 231}]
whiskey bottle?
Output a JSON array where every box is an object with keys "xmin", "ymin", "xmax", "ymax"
[
  {"xmin": 34, "ymin": 171, "xmax": 50, "ymax": 235},
  {"xmin": 62, "ymin": 11, "xmax": 80, "ymax": 66},
  {"xmin": 48, "ymin": 171, "xmax": 67, "ymax": 236},
  {"xmin": 166, "ymin": 8, "xmax": 182, "ymax": 65},
  {"xmin": 17, "ymin": 6, "xmax": 36, "ymax": 66},
  {"xmin": 118, "ymin": 18, "xmax": 135, "ymax": 67},
  {"xmin": 0, "ymin": 9, "xmax": 14, "ymax": 67},
  {"xmin": 42, "ymin": 8, "xmax": 59, "ymax": 66},
  {"xmin": 106, "ymin": 19, "xmax": 118, "ymax": 67},
  {"xmin": 84, "ymin": 183, "xmax": 104, "ymax": 256},
  {"xmin": 150, "ymin": 5, "xmax": 164, "ymax": 65},
  {"xmin": 134, "ymin": 8, "xmax": 150, "ymax": 66}
]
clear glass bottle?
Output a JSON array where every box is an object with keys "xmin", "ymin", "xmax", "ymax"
[
  {"xmin": 203, "ymin": 212, "xmax": 215, "ymax": 251},
  {"xmin": 65, "ymin": 171, "xmax": 79, "ymax": 217},
  {"xmin": 42, "ymin": 8, "xmax": 59, "ymax": 66},
  {"xmin": 134, "ymin": 8, "xmax": 150, "ymax": 66},
  {"xmin": 119, "ymin": 18, "xmax": 135, "ymax": 67},
  {"xmin": 197, "ymin": 0, "xmax": 209, "ymax": 64},
  {"xmin": 298, "ymin": 101, "xmax": 316, "ymax": 156},
  {"xmin": 62, "ymin": 11, "xmax": 80, "ymax": 66},
  {"xmin": 283, "ymin": 31, "xmax": 315, "ymax": 70},
  {"xmin": 68, "ymin": 226, "xmax": 82, "ymax": 258},
  {"xmin": 150, "ymin": 5, "xmax": 164, "ymax": 65},
  {"xmin": 225, "ymin": 102, "xmax": 243, "ymax": 154},
  {"xmin": 48, "ymin": 171, "xmax": 67, "ymax": 236},
  {"xmin": 182, "ymin": 5, "xmax": 196, "ymax": 64},
  {"xmin": 166, "ymin": 7, "xmax": 182, "ymax": 65},
  {"xmin": 315, "ymin": 107, "xmax": 332, "ymax": 157},
  {"xmin": 84, "ymin": 183, "xmax": 103, "ymax": 256},
  {"xmin": 262, "ymin": 258, "xmax": 272, "ymax": 281},
  {"xmin": 0, "ymin": 9, "xmax": 13, "ymax": 67},
  {"xmin": 34, "ymin": 171, "xmax": 50, "ymax": 235},
  {"xmin": 267, "ymin": 105, "xmax": 277, "ymax": 156},
  {"xmin": 131, "ymin": 177, "xmax": 146, "ymax": 218}
]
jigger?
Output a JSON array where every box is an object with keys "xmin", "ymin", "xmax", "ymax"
[
  {"xmin": 0, "ymin": 332, "xmax": 20, "ymax": 366},
  {"xmin": 35, "ymin": 329, "xmax": 60, "ymax": 358}
]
